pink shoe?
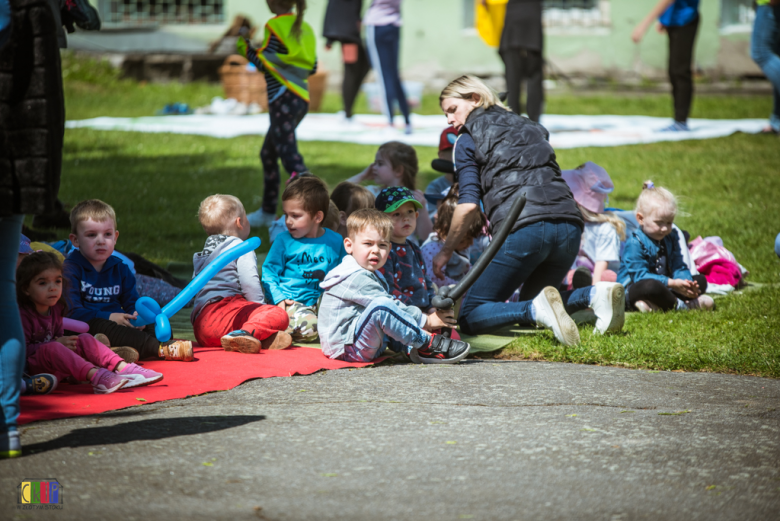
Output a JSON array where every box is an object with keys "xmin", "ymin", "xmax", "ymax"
[
  {"xmin": 117, "ymin": 363, "xmax": 163, "ymax": 388},
  {"xmin": 91, "ymin": 368, "xmax": 128, "ymax": 394}
]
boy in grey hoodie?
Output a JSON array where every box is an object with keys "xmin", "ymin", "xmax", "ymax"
[
  {"xmin": 318, "ymin": 209, "xmax": 470, "ymax": 363},
  {"xmin": 191, "ymin": 195, "xmax": 291, "ymax": 353}
]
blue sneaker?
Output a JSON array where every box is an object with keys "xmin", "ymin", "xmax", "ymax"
[
  {"xmin": 0, "ymin": 430, "xmax": 21, "ymax": 459},
  {"xmin": 660, "ymin": 121, "xmax": 690, "ymax": 132},
  {"xmin": 22, "ymin": 373, "xmax": 58, "ymax": 395}
]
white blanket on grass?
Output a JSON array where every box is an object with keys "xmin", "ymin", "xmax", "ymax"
[{"xmin": 65, "ymin": 113, "xmax": 767, "ymax": 149}]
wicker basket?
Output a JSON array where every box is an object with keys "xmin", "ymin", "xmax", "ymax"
[
  {"xmin": 219, "ymin": 55, "xmax": 328, "ymax": 112},
  {"xmin": 219, "ymin": 54, "xmax": 268, "ymax": 110}
]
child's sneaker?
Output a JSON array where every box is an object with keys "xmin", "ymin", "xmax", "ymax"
[
  {"xmin": 91, "ymin": 368, "xmax": 128, "ymax": 394},
  {"xmin": 0, "ymin": 430, "xmax": 21, "ymax": 459},
  {"xmin": 590, "ymin": 282, "xmax": 625, "ymax": 334},
  {"xmin": 532, "ymin": 286, "xmax": 580, "ymax": 346},
  {"xmin": 410, "ymin": 334, "xmax": 470, "ymax": 364},
  {"xmin": 95, "ymin": 333, "xmax": 110, "ymax": 346},
  {"xmin": 21, "ymin": 373, "xmax": 58, "ymax": 395},
  {"xmin": 221, "ymin": 330, "xmax": 261, "ymax": 354},
  {"xmin": 261, "ymin": 331, "xmax": 293, "ymax": 350},
  {"xmin": 634, "ymin": 300, "xmax": 659, "ymax": 313},
  {"xmin": 686, "ymin": 295, "xmax": 715, "ymax": 311},
  {"xmin": 158, "ymin": 340, "xmax": 194, "ymax": 361},
  {"xmin": 111, "ymin": 346, "xmax": 139, "ymax": 364},
  {"xmin": 117, "ymin": 363, "xmax": 163, "ymax": 388}
]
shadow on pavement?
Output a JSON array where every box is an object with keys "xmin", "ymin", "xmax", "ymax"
[{"xmin": 23, "ymin": 415, "xmax": 265, "ymax": 455}]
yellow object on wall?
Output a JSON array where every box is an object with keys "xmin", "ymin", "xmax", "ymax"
[{"xmin": 476, "ymin": 0, "xmax": 508, "ymax": 48}]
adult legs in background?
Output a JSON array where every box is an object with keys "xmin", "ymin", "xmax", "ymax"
[
  {"xmin": 523, "ymin": 49, "xmax": 544, "ymax": 123},
  {"xmin": 260, "ymin": 90, "xmax": 310, "ymax": 215},
  {"xmin": 0, "ymin": 215, "xmax": 25, "ymax": 452},
  {"xmin": 342, "ymin": 41, "xmax": 371, "ymax": 119},
  {"xmin": 667, "ymin": 16, "xmax": 699, "ymax": 125},
  {"xmin": 458, "ymin": 221, "xmax": 588, "ymax": 335},
  {"xmin": 500, "ymin": 47, "xmax": 523, "ymax": 116},
  {"xmin": 751, "ymin": 5, "xmax": 780, "ymax": 132},
  {"xmin": 365, "ymin": 24, "xmax": 411, "ymax": 126}
]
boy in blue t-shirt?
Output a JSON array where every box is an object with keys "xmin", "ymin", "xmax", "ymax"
[{"xmin": 262, "ymin": 176, "xmax": 346, "ymax": 342}]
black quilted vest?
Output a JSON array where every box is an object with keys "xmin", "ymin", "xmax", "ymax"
[{"xmin": 461, "ymin": 105, "xmax": 583, "ymax": 234}]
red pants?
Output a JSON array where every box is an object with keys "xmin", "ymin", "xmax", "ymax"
[
  {"xmin": 27, "ymin": 333, "xmax": 124, "ymax": 381},
  {"xmin": 193, "ymin": 295, "xmax": 289, "ymax": 347}
]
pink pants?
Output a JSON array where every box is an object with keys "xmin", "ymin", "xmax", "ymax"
[
  {"xmin": 27, "ymin": 334, "xmax": 124, "ymax": 382},
  {"xmin": 564, "ymin": 268, "xmax": 617, "ymax": 290}
]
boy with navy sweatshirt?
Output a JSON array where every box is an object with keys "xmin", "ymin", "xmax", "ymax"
[
  {"xmin": 262, "ymin": 176, "xmax": 346, "ymax": 343},
  {"xmin": 63, "ymin": 200, "xmax": 193, "ymax": 362}
]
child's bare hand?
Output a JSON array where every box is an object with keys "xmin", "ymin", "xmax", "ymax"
[
  {"xmin": 56, "ymin": 336, "xmax": 78, "ymax": 350},
  {"xmin": 425, "ymin": 309, "xmax": 457, "ymax": 331},
  {"xmin": 668, "ymin": 279, "xmax": 698, "ymax": 299},
  {"xmin": 277, "ymin": 299, "xmax": 295, "ymax": 311},
  {"xmin": 109, "ymin": 312, "xmax": 137, "ymax": 327}
]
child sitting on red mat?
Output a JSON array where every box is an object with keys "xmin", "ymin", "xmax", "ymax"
[{"xmin": 191, "ymin": 194, "xmax": 291, "ymax": 353}]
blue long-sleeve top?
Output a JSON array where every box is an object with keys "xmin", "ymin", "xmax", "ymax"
[
  {"xmin": 63, "ymin": 249, "xmax": 139, "ymax": 321},
  {"xmin": 262, "ymin": 229, "xmax": 347, "ymax": 306},
  {"xmin": 617, "ymin": 228, "xmax": 692, "ymax": 287}
]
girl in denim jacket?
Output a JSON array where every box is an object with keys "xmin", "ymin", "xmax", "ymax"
[{"xmin": 617, "ymin": 182, "xmax": 714, "ymax": 313}]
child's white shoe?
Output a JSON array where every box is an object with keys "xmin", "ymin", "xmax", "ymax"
[
  {"xmin": 634, "ymin": 300, "xmax": 655, "ymax": 313},
  {"xmin": 590, "ymin": 282, "xmax": 625, "ymax": 334},
  {"xmin": 532, "ymin": 287, "xmax": 580, "ymax": 346},
  {"xmin": 686, "ymin": 295, "xmax": 715, "ymax": 311}
]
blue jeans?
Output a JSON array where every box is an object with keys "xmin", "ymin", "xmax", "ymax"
[
  {"xmin": 341, "ymin": 297, "xmax": 431, "ymax": 363},
  {"xmin": 0, "ymin": 215, "xmax": 25, "ymax": 433},
  {"xmin": 458, "ymin": 220, "xmax": 592, "ymax": 335},
  {"xmin": 752, "ymin": 5, "xmax": 780, "ymax": 131}
]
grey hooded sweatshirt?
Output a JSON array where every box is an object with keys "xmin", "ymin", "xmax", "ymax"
[
  {"xmin": 191, "ymin": 235, "xmax": 265, "ymax": 322},
  {"xmin": 318, "ymin": 254, "xmax": 426, "ymax": 359}
]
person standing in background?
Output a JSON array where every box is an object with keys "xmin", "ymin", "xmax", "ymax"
[
  {"xmin": 363, "ymin": 0, "xmax": 412, "ymax": 134},
  {"xmin": 632, "ymin": 0, "xmax": 700, "ymax": 132},
  {"xmin": 751, "ymin": 0, "xmax": 780, "ymax": 135},
  {"xmin": 323, "ymin": 0, "xmax": 371, "ymax": 122},
  {"xmin": 496, "ymin": 0, "xmax": 544, "ymax": 123}
]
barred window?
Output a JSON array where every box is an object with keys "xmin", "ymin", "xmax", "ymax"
[
  {"xmin": 720, "ymin": 0, "xmax": 754, "ymax": 33},
  {"xmin": 463, "ymin": 0, "xmax": 609, "ymax": 30},
  {"xmin": 98, "ymin": 0, "xmax": 225, "ymax": 26}
]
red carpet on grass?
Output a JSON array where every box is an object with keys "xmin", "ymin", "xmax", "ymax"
[{"xmin": 19, "ymin": 347, "xmax": 377, "ymax": 425}]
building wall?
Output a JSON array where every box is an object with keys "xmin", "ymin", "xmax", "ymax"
[{"xmin": 70, "ymin": 0, "xmax": 761, "ymax": 83}]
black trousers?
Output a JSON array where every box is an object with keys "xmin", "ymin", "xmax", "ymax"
[
  {"xmin": 626, "ymin": 274, "xmax": 708, "ymax": 311},
  {"xmin": 87, "ymin": 318, "xmax": 161, "ymax": 360},
  {"xmin": 499, "ymin": 47, "xmax": 544, "ymax": 123},
  {"xmin": 342, "ymin": 41, "xmax": 371, "ymax": 119},
  {"xmin": 667, "ymin": 16, "xmax": 700, "ymax": 123}
]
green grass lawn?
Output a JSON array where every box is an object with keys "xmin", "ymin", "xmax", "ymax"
[{"xmin": 55, "ymin": 52, "xmax": 780, "ymax": 377}]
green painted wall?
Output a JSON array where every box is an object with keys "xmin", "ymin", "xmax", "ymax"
[{"xmin": 74, "ymin": 0, "xmax": 760, "ymax": 80}]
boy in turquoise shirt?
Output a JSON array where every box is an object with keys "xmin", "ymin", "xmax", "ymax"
[{"xmin": 262, "ymin": 176, "xmax": 346, "ymax": 342}]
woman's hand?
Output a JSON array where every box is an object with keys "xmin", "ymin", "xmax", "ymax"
[
  {"xmin": 56, "ymin": 335, "xmax": 79, "ymax": 351},
  {"xmin": 432, "ymin": 249, "xmax": 453, "ymax": 281}
]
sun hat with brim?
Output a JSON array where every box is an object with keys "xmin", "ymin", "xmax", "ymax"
[
  {"xmin": 560, "ymin": 161, "xmax": 614, "ymax": 214},
  {"xmin": 375, "ymin": 186, "xmax": 423, "ymax": 213},
  {"xmin": 19, "ymin": 234, "xmax": 34, "ymax": 254}
]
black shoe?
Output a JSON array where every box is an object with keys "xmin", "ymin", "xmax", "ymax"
[
  {"xmin": 410, "ymin": 334, "xmax": 470, "ymax": 364},
  {"xmin": 22, "ymin": 225, "xmax": 57, "ymax": 242},
  {"xmin": 572, "ymin": 267, "xmax": 593, "ymax": 290}
]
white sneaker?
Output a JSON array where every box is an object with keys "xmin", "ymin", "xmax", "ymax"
[
  {"xmin": 686, "ymin": 295, "xmax": 715, "ymax": 311},
  {"xmin": 247, "ymin": 208, "xmax": 276, "ymax": 228},
  {"xmin": 590, "ymin": 282, "xmax": 625, "ymax": 334},
  {"xmin": 532, "ymin": 287, "xmax": 580, "ymax": 346}
]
